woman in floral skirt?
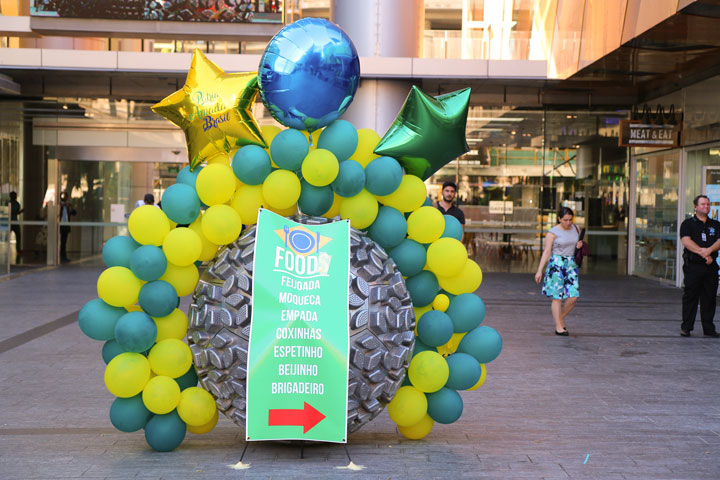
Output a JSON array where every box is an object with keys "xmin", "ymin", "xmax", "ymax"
[{"xmin": 535, "ymin": 207, "xmax": 585, "ymax": 336}]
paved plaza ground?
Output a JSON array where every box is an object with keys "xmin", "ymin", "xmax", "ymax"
[{"xmin": 1, "ymin": 265, "xmax": 719, "ymax": 479}]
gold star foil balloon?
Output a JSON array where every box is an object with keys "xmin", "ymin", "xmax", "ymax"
[
  {"xmin": 374, "ymin": 86, "xmax": 471, "ymax": 180},
  {"xmin": 152, "ymin": 49, "xmax": 266, "ymax": 170}
]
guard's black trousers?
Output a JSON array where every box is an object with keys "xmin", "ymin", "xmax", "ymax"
[{"xmin": 682, "ymin": 262, "xmax": 719, "ymax": 334}]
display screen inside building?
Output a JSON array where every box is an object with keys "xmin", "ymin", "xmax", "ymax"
[{"xmin": 31, "ymin": 0, "xmax": 282, "ymax": 23}]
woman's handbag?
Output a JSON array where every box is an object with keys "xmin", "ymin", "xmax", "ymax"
[{"xmin": 574, "ymin": 225, "xmax": 589, "ymax": 267}]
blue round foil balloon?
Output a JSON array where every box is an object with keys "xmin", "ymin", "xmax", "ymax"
[{"xmin": 258, "ymin": 18, "xmax": 360, "ymax": 132}]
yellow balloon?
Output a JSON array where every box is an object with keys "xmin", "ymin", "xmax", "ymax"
[
  {"xmin": 437, "ymin": 259, "xmax": 483, "ymax": 295},
  {"xmin": 301, "ymin": 148, "xmax": 339, "ymax": 186},
  {"xmin": 376, "ymin": 175, "xmax": 426, "ymax": 212},
  {"xmin": 339, "ymin": 189, "xmax": 378, "ymax": 229},
  {"xmin": 262, "ymin": 169, "xmax": 301, "ymax": 210},
  {"xmin": 231, "ymin": 184, "xmax": 265, "ymax": 225},
  {"xmin": 128, "ymin": 205, "xmax": 171, "ymax": 246},
  {"xmin": 201, "ymin": 204, "xmax": 242, "ymax": 245},
  {"xmin": 397, "ymin": 413, "xmax": 434, "ymax": 440},
  {"xmin": 142, "ymin": 375, "xmax": 181, "ymax": 414},
  {"xmin": 162, "ymin": 227, "xmax": 202, "ymax": 267},
  {"xmin": 196, "ymin": 163, "xmax": 236, "ymax": 206},
  {"xmin": 104, "ymin": 352, "xmax": 151, "ymax": 398},
  {"xmin": 351, "ymin": 128, "xmax": 381, "ymax": 167},
  {"xmin": 206, "ymin": 153, "xmax": 230, "ymax": 166},
  {"xmin": 177, "ymin": 386, "xmax": 217, "ymax": 426},
  {"xmin": 438, "ymin": 332, "xmax": 467, "ymax": 356},
  {"xmin": 148, "ymin": 338, "xmax": 193, "ymax": 378},
  {"xmin": 153, "ymin": 308, "xmax": 189, "ymax": 341},
  {"xmin": 188, "ymin": 217, "xmax": 219, "ymax": 261},
  {"xmin": 125, "ymin": 304, "xmax": 143, "ymax": 312},
  {"xmin": 408, "ymin": 351, "xmax": 449, "ymax": 393},
  {"xmin": 266, "ymin": 202, "xmax": 298, "ymax": 217},
  {"xmin": 322, "ymin": 193, "xmax": 342, "ymax": 219},
  {"xmin": 97, "ymin": 266, "xmax": 143, "ymax": 307},
  {"xmin": 432, "ymin": 294, "xmax": 450, "ymax": 312},
  {"xmin": 187, "ymin": 410, "xmax": 219, "ymax": 434},
  {"xmin": 467, "ymin": 363, "xmax": 487, "ymax": 391},
  {"xmin": 426, "ymin": 237, "xmax": 468, "ymax": 277},
  {"xmin": 407, "ymin": 206, "xmax": 445, "ymax": 244},
  {"xmin": 387, "ymin": 386, "xmax": 428, "ymax": 427},
  {"xmin": 160, "ymin": 262, "xmax": 199, "ymax": 297}
]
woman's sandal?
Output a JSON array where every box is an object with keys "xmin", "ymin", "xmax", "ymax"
[{"xmin": 555, "ymin": 329, "xmax": 569, "ymax": 336}]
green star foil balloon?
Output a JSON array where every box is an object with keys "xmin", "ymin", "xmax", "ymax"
[{"xmin": 374, "ymin": 86, "xmax": 471, "ymax": 180}]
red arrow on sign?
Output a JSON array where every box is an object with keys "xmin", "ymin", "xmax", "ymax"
[{"xmin": 268, "ymin": 402, "xmax": 326, "ymax": 433}]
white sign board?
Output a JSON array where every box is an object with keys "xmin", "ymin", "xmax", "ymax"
[
  {"xmin": 110, "ymin": 204, "xmax": 126, "ymax": 223},
  {"xmin": 489, "ymin": 201, "xmax": 513, "ymax": 215}
]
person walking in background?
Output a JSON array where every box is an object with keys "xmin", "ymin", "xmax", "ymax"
[
  {"xmin": 9, "ymin": 191, "xmax": 22, "ymax": 256},
  {"xmin": 134, "ymin": 193, "xmax": 159, "ymax": 210},
  {"xmin": 679, "ymin": 195, "xmax": 720, "ymax": 338},
  {"xmin": 535, "ymin": 207, "xmax": 585, "ymax": 336},
  {"xmin": 59, "ymin": 191, "xmax": 76, "ymax": 263},
  {"xmin": 436, "ymin": 180, "xmax": 465, "ymax": 241}
]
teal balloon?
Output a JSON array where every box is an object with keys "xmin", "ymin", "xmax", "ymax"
[
  {"xmin": 176, "ymin": 165, "xmax": 203, "ymax": 188},
  {"xmin": 270, "ymin": 128, "xmax": 309, "ymax": 171},
  {"xmin": 445, "ymin": 352, "xmax": 482, "ymax": 390},
  {"xmin": 298, "ymin": 180, "xmax": 334, "ymax": 216},
  {"xmin": 388, "ymin": 239, "xmax": 426, "ymax": 277},
  {"xmin": 130, "ymin": 245, "xmax": 167, "ymax": 282},
  {"xmin": 175, "ymin": 366, "xmax": 199, "ymax": 391},
  {"xmin": 114, "ymin": 311, "xmax": 157, "ymax": 353},
  {"xmin": 161, "ymin": 183, "xmax": 201, "ymax": 225},
  {"xmin": 144, "ymin": 410, "xmax": 186, "ymax": 452},
  {"xmin": 426, "ymin": 387, "xmax": 463, "ymax": 424},
  {"xmin": 423, "ymin": 197, "xmax": 433, "ymax": 207},
  {"xmin": 102, "ymin": 339, "xmax": 126, "ymax": 364},
  {"xmin": 442, "ymin": 215, "xmax": 463, "ymax": 241},
  {"xmin": 367, "ymin": 206, "xmax": 407, "ymax": 250},
  {"xmin": 405, "ymin": 270, "xmax": 439, "ymax": 307},
  {"xmin": 78, "ymin": 298, "xmax": 127, "ymax": 341},
  {"xmin": 412, "ymin": 337, "xmax": 435, "ymax": 357},
  {"xmin": 417, "ymin": 310, "xmax": 454, "ymax": 347},
  {"xmin": 446, "ymin": 293, "xmax": 485, "ymax": 333},
  {"xmin": 138, "ymin": 280, "xmax": 178, "ymax": 318},
  {"xmin": 110, "ymin": 394, "xmax": 152, "ymax": 433},
  {"xmin": 102, "ymin": 236, "xmax": 140, "ymax": 268},
  {"xmin": 331, "ymin": 159, "xmax": 365, "ymax": 197},
  {"xmin": 364, "ymin": 156, "xmax": 402, "ymax": 196},
  {"xmin": 232, "ymin": 145, "xmax": 272, "ymax": 185},
  {"xmin": 318, "ymin": 119, "xmax": 358, "ymax": 162},
  {"xmin": 458, "ymin": 326, "xmax": 502, "ymax": 364}
]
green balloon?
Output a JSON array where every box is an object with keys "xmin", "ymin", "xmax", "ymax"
[
  {"xmin": 110, "ymin": 394, "xmax": 152, "ymax": 433},
  {"xmin": 175, "ymin": 366, "xmax": 199, "ymax": 391},
  {"xmin": 318, "ymin": 119, "xmax": 358, "ymax": 162},
  {"xmin": 417, "ymin": 310, "xmax": 454, "ymax": 347},
  {"xmin": 446, "ymin": 293, "xmax": 485, "ymax": 333},
  {"xmin": 78, "ymin": 299, "xmax": 127, "ymax": 341},
  {"xmin": 102, "ymin": 236, "xmax": 140, "ymax": 268},
  {"xmin": 412, "ymin": 338, "xmax": 435, "ymax": 357},
  {"xmin": 114, "ymin": 311, "xmax": 157, "ymax": 353},
  {"xmin": 365, "ymin": 156, "xmax": 402, "ymax": 196},
  {"xmin": 138, "ymin": 280, "xmax": 178, "ymax": 318},
  {"xmin": 232, "ymin": 145, "xmax": 272, "ymax": 185},
  {"xmin": 331, "ymin": 159, "xmax": 365, "ymax": 197},
  {"xmin": 441, "ymin": 215, "xmax": 463, "ymax": 242},
  {"xmin": 406, "ymin": 270, "xmax": 439, "ymax": 307},
  {"xmin": 426, "ymin": 387, "xmax": 463, "ymax": 424},
  {"xmin": 457, "ymin": 326, "xmax": 502, "ymax": 364},
  {"xmin": 102, "ymin": 339, "xmax": 126, "ymax": 364},
  {"xmin": 445, "ymin": 352, "xmax": 482, "ymax": 390},
  {"xmin": 298, "ymin": 180, "xmax": 334, "ymax": 216},
  {"xmin": 270, "ymin": 128, "xmax": 309, "ymax": 171},
  {"xmin": 388, "ymin": 239, "xmax": 426, "ymax": 277},
  {"xmin": 144, "ymin": 410, "xmax": 186, "ymax": 452},
  {"xmin": 374, "ymin": 86, "xmax": 471, "ymax": 180},
  {"xmin": 367, "ymin": 206, "xmax": 407, "ymax": 250},
  {"xmin": 130, "ymin": 245, "xmax": 167, "ymax": 282}
]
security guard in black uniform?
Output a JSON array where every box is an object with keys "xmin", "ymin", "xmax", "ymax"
[{"xmin": 680, "ymin": 195, "xmax": 720, "ymax": 337}]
